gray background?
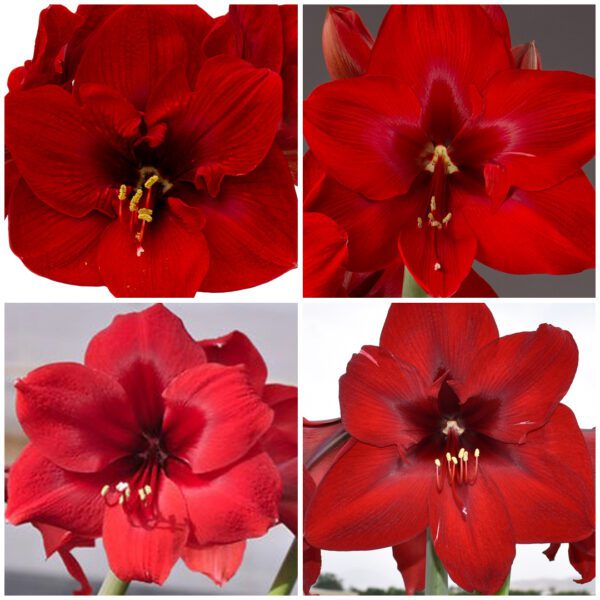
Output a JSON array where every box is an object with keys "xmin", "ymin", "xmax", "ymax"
[
  {"xmin": 5, "ymin": 303, "xmax": 297, "ymax": 595},
  {"xmin": 304, "ymin": 5, "xmax": 596, "ymax": 297}
]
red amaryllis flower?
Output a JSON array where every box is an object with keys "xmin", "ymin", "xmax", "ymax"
[
  {"xmin": 6, "ymin": 305, "xmax": 283, "ymax": 586},
  {"xmin": 544, "ymin": 428, "xmax": 595, "ymax": 584},
  {"xmin": 304, "ymin": 5, "xmax": 595, "ymax": 297},
  {"xmin": 203, "ymin": 5, "xmax": 298, "ymax": 181},
  {"xmin": 304, "ymin": 304, "xmax": 594, "ymax": 593},
  {"xmin": 6, "ymin": 5, "xmax": 297, "ymax": 297}
]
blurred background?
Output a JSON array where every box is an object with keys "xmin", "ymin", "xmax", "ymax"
[
  {"xmin": 5, "ymin": 303, "xmax": 297, "ymax": 595},
  {"xmin": 303, "ymin": 4, "xmax": 596, "ymax": 298},
  {"xmin": 303, "ymin": 301, "xmax": 595, "ymax": 595}
]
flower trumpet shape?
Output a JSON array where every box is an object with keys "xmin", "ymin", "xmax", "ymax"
[
  {"xmin": 304, "ymin": 303, "xmax": 594, "ymax": 593},
  {"xmin": 6, "ymin": 5, "xmax": 297, "ymax": 297},
  {"xmin": 304, "ymin": 5, "xmax": 595, "ymax": 297},
  {"xmin": 6, "ymin": 305, "xmax": 283, "ymax": 586}
]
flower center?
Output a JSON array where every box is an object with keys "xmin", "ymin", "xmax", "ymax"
[
  {"xmin": 416, "ymin": 145, "xmax": 459, "ymax": 273},
  {"xmin": 115, "ymin": 167, "xmax": 173, "ymax": 257}
]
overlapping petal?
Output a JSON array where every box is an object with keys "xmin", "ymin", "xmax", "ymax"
[{"xmin": 182, "ymin": 540, "xmax": 246, "ymax": 586}]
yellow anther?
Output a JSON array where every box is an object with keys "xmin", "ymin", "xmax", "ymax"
[
  {"xmin": 137, "ymin": 208, "xmax": 153, "ymax": 223},
  {"xmin": 458, "ymin": 448, "xmax": 465, "ymax": 459},
  {"xmin": 125, "ymin": 488, "xmax": 131, "ymax": 499},
  {"xmin": 445, "ymin": 452, "xmax": 452, "ymax": 462},
  {"xmin": 442, "ymin": 213, "xmax": 452, "ymax": 225},
  {"xmin": 434, "ymin": 458, "xmax": 441, "ymax": 467},
  {"xmin": 431, "ymin": 220, "xmax": 442, "ymax": 229},
  {"xmin": 430, "ymin": 196, "xmax": 436, "ymax": 211},
  {"xmin": 144, "ymin": 485, "xmax": 152, "ymax": 495},
  {"xmin": 101, "ymin": 484, "xmax": 110, "ymax": 497},
  {"xmin": 428, "ymin": 212, "xmax": 434, "ymax": 221},
  {"xmin": 144, "ymin": 175, "xmax": 159, "ymax": 189},
  {"xmin": 434, "ymin": 262, "xmax": 442, "ymax": 271},
  {"xmin": 474, "ymin": 448, "xmax": 480, "ymax": 458},
  {"xmin": 138, "ymin": 489, "xmax": 146, "ymax": 501},
  {"xmin": 463, "ymin": 451, "xmax": 469, "ymax": 462},
  {"xmin": 451, "ymin": 456, "xmax": 458, "ymax": 465},
  {"xmin": 129, "ymin": 189, "xmax": 143, "ymax": 212},
  {"xmin": 417, "ymin": 217, "xmax": 423, "ymax": 229},
  {"xmin": 118, "ymin": 185, "xmax": 127, "ymax": 201},
  {"xmin": 118, "ymin": 495, "xmax": 124, "ymax": 505}
]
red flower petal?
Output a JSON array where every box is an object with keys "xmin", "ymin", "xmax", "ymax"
[
  {"xmin": 456, "ymin": 70, "xmax": 594, "ymax": 191},
  {"xmin": 455, "ymin": 269, "xmax": 497, "ymax": 297},
  {"xmin": 453, "ymin": 325, "xmax": 578, "ymax": 444},
  {"xmin": 75, "ymin": 6, "xmax": 197, "ymax": 110},
  {"xmin": 569, "ymin": 534, "xmax": 596, "ymax": 584},
  {"xmin": 182, "ymin": 540, "xmax": 246, "ymax": 586},
  {"xmin": 303, "ymin": 418, "xmax": 349, "ymax": 484},
  {"xmin": 85, "ymin": 304, "xmax": 207, "ymax": 432},
  {"xmin": 103, "ymin": 473, "xmax": 189, "ymax": 585},
  {"xmin": 157, "ymin": 55, "xmax": 282, "ymax": 198},
  {"xmin": 340, "ymin": 346, "xmax": 435, "ymax": 451},
  {"xmin": 304, "ymin": 75, "xmax": 426, "ymax": 200},
  {"xmin": 380, "ymin": 303, "xmax": 499, "ymax": 384},
  {"xmin": 16, "ymin": 363, "xmax": 140, "ymax": 472},
  {"xmin": 323, "ymin": 7, "xmax": 373, "ymax": 79},
  {"xmin": 392, "ymin": 533, "xmax": 426, "ymax": 595},
  {"xmin": 5, "ymin": 86, "xmax": 129, "ymax": 217},
  {"xmin": 486, "ymin": 405, "xmax": 594, "ymax": 544},
  {"xmin": 7, "ymin": 444, "xmax": 128, "ymax": 537},
  {"xmin": 167, "ymin": 450, "xmax": 280, "ymax": 545},
  {"xmin": 304, "ymin": 440, "xmax": 430, "ymax": 550},
  {"xmin": 200, "ymin": 330, "xmax": 268, "ymax": 394},
  {"xmin": 162, "ymin": 364, "xmax": 273, "ymax": 473},
  {"xmin": 303, "ymin": 212, "xmax": 348, "ymax": 297},
  {"xmin": 430, "ymin": 470, "xmax": 515, "ymax": 594},
  {"xmin": 480, "ymin": 6, "xmax": 512, "ymax": 51},
  {"xmin": 369, "ymin": 6, "xmax": 512, "ymax": 127},
  {"xmin": 462, "ymin": 170, "xmax": 595, "ymax": 274},
  {"xmin": 96, "ymin": 197, "xmax": 209, "ymax": 298},
  {"xmin": 8, "ymin": 180, "xmax": 108, "ymax": 286},
  {"xmin": 187, "ymin": 147, "xmax": 297, "ymax": 293},
  {"xmin": 399, "ymin": 208, "xmax": 477, "ymax": 297},
  {"xmin": 303, "ymin": 469, "xmax": 322, "ymax": 595}
]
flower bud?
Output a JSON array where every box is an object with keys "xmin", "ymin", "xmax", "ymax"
[
  {"xmin": 322, "ymin": 6, "xmax": 373, "ymax": 79},
  {"xmin": 512, "ymin": 41, "xmax": 542, "ymax": 70}
]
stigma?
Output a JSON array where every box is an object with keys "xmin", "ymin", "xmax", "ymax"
[
  {"xmin": 425, "ymin": 145, "xmax": 458, "ymax": 175},
  {"xmin": 433, "ymin": 447, "xmax": 480, "ymax": 491}
]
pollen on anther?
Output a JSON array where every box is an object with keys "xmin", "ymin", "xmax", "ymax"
[
  {"xmin": 144, "ymin": 485, "xmax": 152, "ymax": 495},
  {"xmin": 430, "ymin": 196, "xmax": 436, "ymax": 211},
  {"xmin": 118, "ymin": 185, "xmax": 127, "ymax": 201},
  {"xmin": 100, "ymin": 484, "xmax": 110, "ymax": 497},
  {"xmin": 144, "ymin": 175, "xmax": 159, "ymax": 189},
  {"xmin": 138, "ymin": 208, "xmax": 153, "ymax": 223},
  {"xmin": 451, "ymin": 456, "xmax": 458, "ymax": 465},
  {"xmin": 474, "ymin": 448, "xmax": 480, "ymax": 458},
  {"xmin": 442, "ymin": 212, "xmax": 452, "ymax": 225},
  {"xmin": 129, "ymin": 189, "xmax": 143, "ymax": 212},
  {"xmin": 445, "ymin": 452, "xmax": 452, "ymax": 462},
  {"xmin": 458, "ymin": 448, "xmax": 465, "ymax": 459},
  {"xmin": 417, "ymin": 217, "xmax": 423, "ymax": 229},
  {"xmin": 434, "ymin": 458, "xmax": 441, "ymax": 467},
  {"xmin": 118, "ymin": 495, "xmax": 125, "ymax": 505},
  {"xmin": 463, "ymin": 451, "xmax": 469, "ymax": 462},
  {"xmin": 138, "ymin": 489, "xmax": 146, "ymax": 501}
]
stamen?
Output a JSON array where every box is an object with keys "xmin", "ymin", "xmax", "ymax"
[
  {"xmin": 442, "ymin": 213, "xmax": 452, "ymax": 225},
  {"xmin": 417, "ymin": 217, "xmax": 423, "ymax": 229},
  {"xmin": 463, "ymin": 451, "xmax": 469, "ymax": 483},
  {"xmin": 144, "ymin": 175, "xmax": 159, "ymax": 189},
  {"xmin": 434, "ymin": 459, "xmax": 443, "ymax": 491},
  {"xmin": 430, "ymin": 196, "xmax": 437, "ymax": 211},
  {"xmin": 138, "ymin": 488, "xmax": 146, "ymax": 501},
  {"xmin": 129, "ymin": 189, "xmax": 143, "ymax": 212},
  {"xmin": 137, "ymin": 208, "xmax": 153, "ymax": 223},
  {"xmin": 144, "ymin": 485, "xmax": 152, "ymax": 495},
  {"xmin": 118, "ymin": 185, "xmax": 127, "ymax": 201},
  {"xmin": 118, "ymin": 495, "xmax": 125, "ymax": 505},
  {"xmin": 101, "ymin": 484, "xmax": 110, "ymax": 497}
]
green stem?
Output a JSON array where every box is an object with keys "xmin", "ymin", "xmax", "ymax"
[
  {"xmin": 496, "ymin": 572, "xmax": 511, "ymax": 595},
  {"xmin": 98, "ymin": 570, "xmax": 130, "ymax": 595},
  {"xmin": 402, "ymin": 267, "xmax": 429, "ymax": 297},
  {"xmin": 267, "ymin": 537, "xmax": 298, "ymax": 595},
  {"xmin": 425, "ymin": 529, "xmax": 448, "ymax": 595}
]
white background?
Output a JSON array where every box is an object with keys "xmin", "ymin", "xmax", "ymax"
[{"xmin": 302, "ymin": 300, "xmax": 596, "ymax": 592}]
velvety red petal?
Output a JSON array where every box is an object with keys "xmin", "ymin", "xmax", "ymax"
[
  {"xmin": 200, "ymin": 330, "xmax": 268, "ymax": 394},
  {"xmin": 155, "ymin": 55, "xmax": 281, "ymax": 197},
  {"xmin": 323, "ymin": 6, "xmax": 373, "ymax": 79},
  {"xmin": 103, "ymin": 473, "xmax": 189, "ymax": 584},
  {"xmin": 485, "ymin": 405, "xmax": 594, "ymax": 543},
  {"xmin": 399, "ymin": 208, "xmax": 477, "ymax": 297},
  {"xmin": 304, "ymin": 440, "xmax": 431, "ymax": 550},
  {"xmin": 304, "ymin": 75, "xmax": 426, "ymax": 200},
  {"xmin": 347, "ymin": 261, "xmax": 406, "ymax": 298},
  {"xmin": 7, "ymin": 444, "xmax": 130, "ymax": 537},
  {"xmin": 369, "ymin": 6, "xmax": 512, "ymax": 136},
  {"xmin": 167, "ymin": 450, "xmax": 280, "ymax": 545},
  {"xmin": 310, "ymin": 175, "xmax": 420, "ymax": 272},
  {"xmin": 461, "ymin": 170, "xmax": 595, "ymax": 274},
  {"xmin": 392, "ymin": 533, "xmax": 426, "ymax": 595},
  {"xmin": 340, "ymin": 346, "xmax": 435, "ymax": 451},
  {"xmin": 182, "ymin": 541, "xmax": 246, "ymax": 586},
  {"xmin": 303, "ymin": 419, "xmax": 349, "ymax": 485},
  {"xmin": 277, "ymin": 63, "xmax": 298, "ymax": 183},
  {"xmin": 262, "ymin": 384, "xmax": 298, "ymax": 465},
  {"xmin": 303, "ymin": 542, "xmax": 322, "ymax": 595},
  {"xmin": 453, "ymin": 325, "xmax": 578, "ymax": 444},
  {"xmin": 8, "ymin": 179, "xmax": 107, "ymax": 286},
  {"xmin": 303, "ymin": 150, "xmax": 326, "ymax": 210},
  {"xmin": 75, "ymin": 6, "xmax": 194, "ymax": 110},
  {"xmin": 481, "ymin": 6, "xmax": 512, "ymax": 51},
  {"xmin": 569, "ymin": 534, "xmax": 595, "ymax": 584},
  {"xmin": 430, "ymin": 470, "xmax": 515, "ymax": 593},
  {"xmin": 456, "ymin": 70, "xmax": 594, "ymax": 191},
  {"xmin": 16, "ymin": 363, "xmax": 140, "ymax": 472},
  {"xmin": 454, "ymin": 269, "xmax": 497, "ymax": 297},
  {"xmin": 303, "ymin": 212, "xmax": 348, "ymax": 297},
  {"xmin": 162, "ymin": 363, "xmax": 273, "ymax": 473},
  {"xmin": 380, "ymin": 303, "xmax": 499, "ymax": 384},
  {"xmin": 85, "ymin": 304, "xmax": 207, "ymax": 433},
  {"xmin": 5, "ymin": 86, "xmax": 130, "ymax": 217},
  {"xmin": 96, "ymin": 197, "xmax": 209, "ymax": 297},
  {"xmin": 186, "ymin": 147, "xmax": 297, "ymax": 293}
]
